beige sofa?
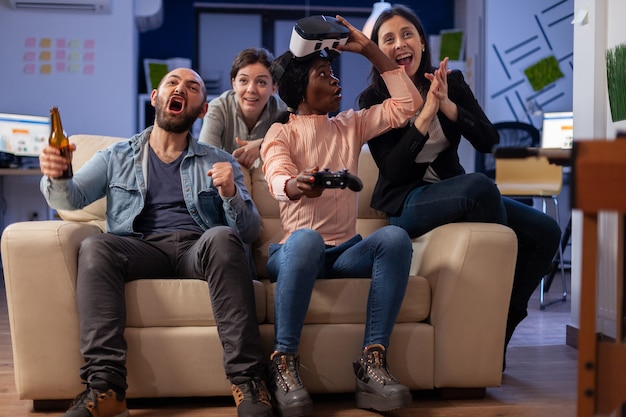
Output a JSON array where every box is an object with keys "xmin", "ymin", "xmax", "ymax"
[{"xmin": 1, "ymin": 134, "xmax": 517, "ymax": 408}]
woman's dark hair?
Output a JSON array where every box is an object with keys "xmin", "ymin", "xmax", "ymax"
[
  {"xmin": 269, "ymin": 51, "xmax": 329, "ymax": 124},
  {"xmin": 230, "ymin": 47, "xmax": 276, "ymax": 83},
  {"xmin": 358, "ymin": 4, "xmax": 434, "ymax": 106}
]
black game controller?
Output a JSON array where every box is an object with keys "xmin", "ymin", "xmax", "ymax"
[{"xmin": 312, "ymin": 168, "xmax": 363, "ymax": 192}]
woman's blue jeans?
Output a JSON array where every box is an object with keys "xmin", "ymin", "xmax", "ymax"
[
  {"xmin": 266, "ymin": 226, "xmax": 412, "ymax": 354},
  {"xmin": 389, "ymin": 172, "xmax": 561, "ymax": 336}
]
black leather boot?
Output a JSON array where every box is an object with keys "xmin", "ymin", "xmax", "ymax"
[
  {"xmin": 353, "ymin": 344, "xmax": 412, "ymax": 411},
  {"xmin": 269, "ymin": 351, "xmax": 313, "ymax": 417}
]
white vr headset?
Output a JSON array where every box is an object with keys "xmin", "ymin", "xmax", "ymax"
[{"xmin": 289, "ymin": 15, "xmax": 349, "ymax": 60}]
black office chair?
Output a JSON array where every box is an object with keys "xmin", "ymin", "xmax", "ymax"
[{"xmin": 474, "ymin": 121, "xmax": 540, "ymax": 181}]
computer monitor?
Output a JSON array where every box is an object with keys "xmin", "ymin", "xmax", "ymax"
[
  {"xmin": 541, "ymin": 111, "xmax": 573, "ymax": 149},
  {"xmin": 0, "ymin": 112, "xmax": 49, "ymax": 158}
]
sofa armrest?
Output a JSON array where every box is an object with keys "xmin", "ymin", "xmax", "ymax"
[
  {"xmin": 410, "ymin": 222, "xmax": 517, "ymax": 388},
  {"xmin": 1, "ymin": 220, "xmax": 103, "ymax": 398}
]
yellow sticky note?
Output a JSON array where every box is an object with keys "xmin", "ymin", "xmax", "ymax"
[
  {"xmin": 39, "ymin": 38, "xmax": 52, "ymax": 48},
  {"xmin": 39, "ymin": 51, "xmax": 51, "ymax": 61},
  {"xmin": 69, "ymin": 39, "xmax": 81, "ymax": 48},
  {"xmin": 69, "ymin": 51, "xmax": 81, "ymax": 61}
]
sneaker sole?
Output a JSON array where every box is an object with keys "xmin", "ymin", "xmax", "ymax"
[
  {"xmin": 355, "ymin": 390, "xmax": 412, "ymax": 411},
  {"xmin": 275, "ymin": 399, "xmax": 314, "ymax": 417}
]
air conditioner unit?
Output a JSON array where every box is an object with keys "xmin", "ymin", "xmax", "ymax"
[
  {"xmin": 134, "ymin": 0, "xmax": 163, "ymax": 32},
  {"xmin": 7, "ymin": 0, "xmax": 111, "ymax": 13}
]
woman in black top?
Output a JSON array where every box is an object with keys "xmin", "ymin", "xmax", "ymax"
[{"xmin": 358, "ymin": 4, "xmax": 561, "ymax": 370}]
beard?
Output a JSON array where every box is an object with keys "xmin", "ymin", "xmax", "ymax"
[{"xmin": 154, "ymin": 94, "xmax": 204, "ymax": 134}]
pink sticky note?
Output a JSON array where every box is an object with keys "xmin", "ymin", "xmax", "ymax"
[
  {"xmin": 24, "ymin": 51, "xmax": 36, "ymax": 61},
  {"xmin": 84, "ymin": 39, "xmax": 95, "ymax": 49},
  {"xmin": 24, "ymin": 64, "xmax": 36, "ymax": 74},
  {"xmin": 25, "ymin": 38, "xmax": 36, "ymax": 48},
  {"xmin": 56, "ymin": 50, "xmax": 67, "ymax": 60},
  {"xmin": 83, "ymin": 64, "xmax": 95, "ymax": 75},
  {"xmin": 83, "ymin": 52, "xmax": 95, "ymax": 62},
  {"xmin": 56, "ymin": 62, "xmax": 67, "ymax": 72},
  {"xmin": 56, "ymin": 38, "xmax": 67, "ymax": 48}
]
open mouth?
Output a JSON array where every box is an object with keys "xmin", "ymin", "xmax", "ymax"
[
  {"xmin": 169, "ymin": 96, "xmax": 184, "ymax": 113},
  {"xmin": 396, "ymin": 52, "xmax": 413, "ymax": 67}
]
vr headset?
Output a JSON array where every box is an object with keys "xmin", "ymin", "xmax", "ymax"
[{"xmin": 289, "ymin": 15, "xmax": 349, "ymax": 60}]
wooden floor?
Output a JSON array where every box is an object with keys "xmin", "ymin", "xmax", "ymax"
[{"xmin": 0, "ymin": 272, "xmax": 577, "ymax": 417}]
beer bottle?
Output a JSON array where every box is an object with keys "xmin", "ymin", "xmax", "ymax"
[{"xmin": 48, "ymin": 106, "xmax": 73, "ymax": 179}]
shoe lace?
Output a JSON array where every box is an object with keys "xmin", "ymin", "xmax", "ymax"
[
  {"xmin": 274, "ymin": 353, "xmax": 304, "ymax": 391},
  {"xmin": 233, "ymin": 379, "xmax": 271, "ymax": 407},
  {"xmin": 67, "ymin": 383, "xmax": 101, "ymax": 412},
  {"xmin": 362, "ymin": 345, "xmax": 397, "ymax": 385},
  {"xmin": 67, "ymin": 386, "xmax": 90, "ymax": 409}
]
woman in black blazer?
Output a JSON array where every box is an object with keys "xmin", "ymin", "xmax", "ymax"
[{"xmin": 358, "ymin": 4, "xmax": 561, "ymax": 370}]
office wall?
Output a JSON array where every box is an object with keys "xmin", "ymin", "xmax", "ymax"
[
  {"xmin": 0, "ymin": 0, "xmax": 137, "ymax": 230},
  {"xmin": 0, "ymin": 0, "xmax": 137, "ymax": 137},
  {"xmin": 483, "ymin": 0, "xmax": 574, "ymax": 126}
]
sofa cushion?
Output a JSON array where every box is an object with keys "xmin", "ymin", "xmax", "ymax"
[
  {"xmin": 265, "ymin": 276, "xmax": 431, "ymax": 324},
  {"xmin": 125, "ymin": 279, "xmax": 267, "ymax": 327}
]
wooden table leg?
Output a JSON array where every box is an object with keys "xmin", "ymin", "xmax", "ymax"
[{"xmin": 577, "ymin": 212, "xmax": 598, "ymax": 417}]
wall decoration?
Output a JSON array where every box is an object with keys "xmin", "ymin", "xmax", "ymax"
[
  {"xmin": 22, "ymin": 36, "xmax": 96, "ymax": 75},
  {"xmin": 524, "ymin": 55, "xmax": 564, "ymax": 91},
  {"xmin": 439, "ymin": 29, "xmax": 464, "ymax": 61}
]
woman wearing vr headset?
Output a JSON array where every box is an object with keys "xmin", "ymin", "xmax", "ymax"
[
  {"xmin": 358, "ymin": 4, "xmax": 561, "ymax": 372},
  {"xmin": 199, "ymin": 47, "xmax": 286, "ymax": 169},
  {"xmin": 261, "ymin": 14, "xmax": 421, "ymax": 417}
]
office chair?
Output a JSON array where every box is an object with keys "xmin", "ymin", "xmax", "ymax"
[
  {"xmin": 475, "ymin": 121, "xmax": 540, "ymax": 180},
  {"xmin": 488, "ymin": 121, "xmax": 567, "ymax": 309}
]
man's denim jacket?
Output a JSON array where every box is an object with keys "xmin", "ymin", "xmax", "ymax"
[{"xmin": 41, "ymin": 127, "xmax": 260, "ymax": 244}]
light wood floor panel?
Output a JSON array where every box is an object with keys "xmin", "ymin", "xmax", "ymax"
[{"xmin": 0, "ymin": 273, "xmax": 577, "ymax": 417}]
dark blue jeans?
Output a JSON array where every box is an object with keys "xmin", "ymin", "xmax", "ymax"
[
  {"xmin": 266, "ymin": 226, "xmax": 412, "ymax": 354},
  {"xmin": 389, "ymin": 172, "xmax": 561, "ymax": 337},
  {"xmin": 75, "ymin": 226, "xmax": 264, "ymax": 391}
]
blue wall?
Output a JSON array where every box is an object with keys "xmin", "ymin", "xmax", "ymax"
[{"xmin": 138, "ymin": 0, "xmax": 455, "ymax": 94}]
